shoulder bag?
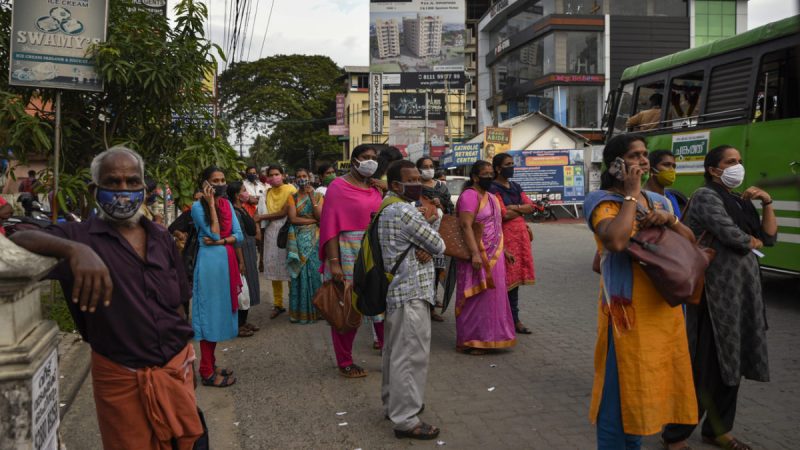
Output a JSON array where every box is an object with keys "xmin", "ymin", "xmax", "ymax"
[{"xmin": 438, "ymin": 215, "xmax": 484, "ymax": 260}]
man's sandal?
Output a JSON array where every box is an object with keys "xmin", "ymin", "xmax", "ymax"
[
  {"xmin": 338, "ymin": 364, "xmax": 367, "ymax": 378},
  {"xmin": 702, "ymin": 435, "xmax": 752, "ymax": 450},
  {"xmin": 244, "ymin": 322, "xmax": 260, "ymax": 332},
  {"xmin": 394, "ymin": 422, "xmax": 440, "ymax": 440},
  {"xmin": 201, "ymin": 373, "xmax": 236, "ymax": 388}
]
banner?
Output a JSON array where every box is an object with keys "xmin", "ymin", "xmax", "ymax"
[
  {"xmin": 370, "ymin": 0, "xmax": 466, "ymax": 89},
  {"xmin": 382, "ymin": 72, "xmax": 466, "ymax": 89},
  {"xmin": 9, "ymin": 0, "xmax": 109, "ymax": 92},
  {"xmin": 389, "ymin": 93, "xmax": 445, "ymax": 120},
  {"xmin": 132, "ymin": 0, "xmax": 167, "ymax": 15},
  {"xmin": 506, "ymin": 149, "xmax": 586, "ymax": 204},
  {"xmin": 335, "ymin": 93, "xmax": 345, "ymax": 125},
  {"xmin": 389, "ymin": 119, "xmax": 446, "ymax": 158},
  {"xmin": 483, "ymin": 127, "xmax": 512, "ymax": 160},
  {"xmin": 369, "ymin": 72, "xmax": 383, "ymax": 134},
  {"xmin": 440, "ymin": 142, "xmax": 482, "ymax": 168}
]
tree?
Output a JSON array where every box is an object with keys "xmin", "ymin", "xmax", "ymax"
[
  {"xmin": 218, "ymin": 54, "xmax": 344, "ymax": 171},
  {"xmin": 0, "ymin": 0, "xmax": 243, "ymax": 209}
]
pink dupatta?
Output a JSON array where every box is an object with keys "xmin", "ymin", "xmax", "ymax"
[
  {"xmin": 217, "ymin": 197, "xmax": 242, "ymax": 313},
  {"xmin": 457, "ymin": 188, "xmax": 505, "ymax": 299}
]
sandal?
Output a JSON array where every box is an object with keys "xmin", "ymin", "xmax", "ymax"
[
  {"xmin": 702, "ymin": 435, "xmax": 752, "ymax": 450},
  {"xmin": 394, "ymin": 422, "xmax": 440, "ymax": 440},
  {"xmin": 270, "ymin": 307, "xmax": 285, "ymax": 319},
  {"xmin": 515, "ymin": 322, "xmax": 532, "ymax": 334},
  {"xmin": 338, "ymin": 364, "xmax": 367, "ymax": 378},
  {"xmin": 661, "ymin": 438, "xmax": 691, "ymax": 450},
  {"xmin": 201, "ymin": 372, "xmax": 236, "ymax": 388},
  {"xmin": 431, "ymin": 313, "xmax": 445, "ymax": 322},
  {"xmin": 238, "ymin": 326, "xmax": 254, "ymax": 337},
  {"xmin": 457, "ymin": 347, "xmax": 487, "ymax": 355},
  {"xmin": 214, "ymin": 366, "xmax": 234, "ymax": 376},
  {"xmin": 244, "ymin": 323, "xmax": 260, "ymax": 332}
]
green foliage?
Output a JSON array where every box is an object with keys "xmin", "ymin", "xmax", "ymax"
[
  {"xmin": 0, "ymin": 0, "xmax": 241, "ymax": 208},
  {"xmin": 218, "ymin": 54, "xmax": 344, "ymax": 171},
  {"xmin": 41, "ymin": 284, "xmax": 77, "ymax": 333}
]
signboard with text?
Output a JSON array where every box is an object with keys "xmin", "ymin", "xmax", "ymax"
[
  {"xmin": 369, "ymin": 72, "xmax": 383, "ymax": 134},
  {"xmin": 382, "ymin": 72, "xmax": 465, "ymax": 89},
  {"xmin": 370, "ymin": 0, "xmax": 466, "ymax": 89},
  {"xmin": 389, "ymin": 93, "xmax": 445, "ymax": 120},
  {"xmin": 440, "ymin": 142, "xmax": 482, "ymax": 168},
  {"xmin": 9, "ymin": 0, "xmax": 109, "ymax": 92},
  {"xmin": 672, "ymin": 130, "xmax": 709, "ymax": 174},
  {"xmin": 483, "ymin": 127, "xmax": 511, "ymax": 160},
  {"xmin": 132, "ymin": 0, "xmax": 168, "ymax": 15},
  {"xmin": 506, "ymin": 149, "xmax": 586, "ymax": 204},
  {"xmin": 328, "ymin": 124, "xmax": 349, "ymax": 136},
  {"xmin": 335, "ymin": 93, "xmax": 345, "ymax": 125}
]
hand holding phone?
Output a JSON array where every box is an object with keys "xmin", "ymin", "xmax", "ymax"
[{"xmin": 609, "ymin": 157, "xmax": 626, "ymax": 181}]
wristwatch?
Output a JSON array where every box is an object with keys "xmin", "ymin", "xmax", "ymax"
[{"xmin": 623, "ymin": 196, "xmax": 637, "ymax": 203}]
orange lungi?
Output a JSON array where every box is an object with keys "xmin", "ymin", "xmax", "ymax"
[{"xmin": 91, "ymin": 344, "xmax": 203, "ymax": 450}]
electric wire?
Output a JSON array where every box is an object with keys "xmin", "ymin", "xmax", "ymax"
[{"xmin": 258, "ymin": 0, "xmax": 276, "ymax": 60}]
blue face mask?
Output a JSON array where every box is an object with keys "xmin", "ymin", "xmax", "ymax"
[{"xmin": 95, "ymin": 187, "xmax": 145, "ymax": 220}]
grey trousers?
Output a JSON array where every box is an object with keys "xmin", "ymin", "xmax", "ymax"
[{"xmin": 381, "ymin": 299, "xmax": 432, "ymax": 431}]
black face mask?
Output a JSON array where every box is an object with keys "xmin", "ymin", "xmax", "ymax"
[
  {"xmin": 398, "ymin": 182, "xmax": 423, "ymax": 202},
  {"xmin": 477, "ymin": 176, "xmax": 493, "ymax": 191},
  {"xmin": 246, "ymin": 173, "xmax": 258, "ymax": 183},
  {"xmin": 213, "ymin": 184, "xmax": 228, "ymax": 198},
  {"xmin": 500, "ymin": 166, "xmax": 514, "ymax": 179}
]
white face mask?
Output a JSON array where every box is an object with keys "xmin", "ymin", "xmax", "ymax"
[
  {"xmin": 354, "ymin": 159, "xmax": 378, "ymax": 177},
  {"xmin": 420, "ymin": 169, "xmax": 435, "ymax": 181},
  {"xmin": 719, "ymin": 163, "xmax": 745, "ymax": 189}
]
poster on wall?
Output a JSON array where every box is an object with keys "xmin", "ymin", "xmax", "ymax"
[
  {"xmin": 9, "ymin": 0, "xmax": 109, "ymax": 92},
  {"xmin": 506, "ymin": 149, "xmax": 586, "ymax": 204},
  {"xmin": 483, "ymin": 127, "xmax": 512, "ymax": 160},
  {"xmin": 370, "ymin": 0, "xmax": 465, "ymax": 89}
]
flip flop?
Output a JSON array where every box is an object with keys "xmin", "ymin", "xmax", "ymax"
[
  {"xmin": 338, "ymin": 364, "xmax": 367, "ymax": 378},
  {"xmin": 394, "ymin": 422, "xmax": 440, "ymax": 440}
]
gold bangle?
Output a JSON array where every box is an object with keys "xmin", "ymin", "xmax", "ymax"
[
  {"xmin": 672, "ymin": 215, "xmax": 680, "ymax": 226},
  {"xmin": 327, "ymin": 257, "xmax": 339, "ymax": 261}
]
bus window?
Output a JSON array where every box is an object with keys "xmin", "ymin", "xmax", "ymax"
[
  {"xmin": 753, "ymin": 47, "xmax": 800, "ymax": 122},
  {"xmin": 612, "ymin": 82, "xmax": 634, "ymax": 135},
  {"xmin": 627, "ymin": 81, "xmax": 665, "ymax": 131},
  {"xmin": 667, "ymin": 71, "xmax": 704, "ymax": 127}
]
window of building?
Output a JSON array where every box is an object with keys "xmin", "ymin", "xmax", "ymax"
[
  {"xmin": 612, "ymin": 82, "xmax": 635, "ymax": 135},
  {"xmin": 542, "ymin": 0, "xmax": 602, "ymax": 15},
  {"xmin": 354, "ymin": 74, "xmax": 369, "ymax": 89},
  {"xmin": 610, "ymin": 0, "xmax": 648, "ymax": 16},
  {"xmin": 694, "ymin": 0, "xmax": 737, "ymax": 46},
  {"xmin": 753, "ymin": 47, "xmax": 800, "ymax": 122},
  {"xmin": 566, "ymin": 32, "xmax": 603, "ymax": 74},
  {"xmin": 467, "ymin": 0, "xmax": 491, "ymax": 21},
  {"xmin": 653, "ymin": 0, "xmax": 686, "ymax": 16},
  {"xmin": 667, "ymin": 71, "xmax": 704, "ymax": 126},
  {"xmin": 537, "ymin": 85, "xmax": 602, "ymax": 129},
  {"xmin": 507, "ymin": 3, "xmax": 542, "ymax": 33},
  {"xmin": 490, "ymin": 34, "xmax": 553, "ymax": 97}
]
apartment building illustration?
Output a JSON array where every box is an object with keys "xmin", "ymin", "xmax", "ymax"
[
  {"xmin": 403, "ymin": 14, "xmax": 444, "ymax": 58},
  {"xmin": 375, "ymin": 19, "xmax": 401, "ymax": 58}
]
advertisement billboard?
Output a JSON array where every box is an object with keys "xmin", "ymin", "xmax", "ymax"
[
  {"xmin": 483, "ymin": 127, "xmax": 511, "ymax": 160},
  {"xmin": 370, "ymin": 0, "xmax": 465, "ymax": 89},
  {"xmin": 389, "ymin": 93, "xmax": 445, "ymax": 120},
  {"xmin": 389, "ymin": 119, "xmax": 446, "ymax": 158},
  {"xmin": 505, "ymin": 149, "xmax": 586, "ymax": 204},
  {"xmin": 9, "ymin": 0, "xmax": 108, "ymax": 92}
]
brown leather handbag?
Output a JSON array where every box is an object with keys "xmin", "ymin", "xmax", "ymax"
[
  {"xmin": 312, "ymin": 281, "xmax": 362, "ymax": 332},
  {"xmin": 438, "ymin": 215, "xmax": 484, "ymax": 260},
  {"xmin": 626, "ymin": 226, "xmax": 715, "ymax": 307}
]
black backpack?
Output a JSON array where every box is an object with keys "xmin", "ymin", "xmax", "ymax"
[{"xmin": 351, "ymin": 198, "xmax": 413, "ymax": 316}]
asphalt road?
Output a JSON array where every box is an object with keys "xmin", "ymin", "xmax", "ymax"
[{"xmin": 61, "ymin": 221, "xmax": 800, "ymax": 449}]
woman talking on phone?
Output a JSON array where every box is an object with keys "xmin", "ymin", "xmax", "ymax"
[{"xmin": 583, "ymin": 134, "xmax": 697, "ymax": 449}]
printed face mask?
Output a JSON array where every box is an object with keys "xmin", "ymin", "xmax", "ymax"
[
  {"xmin": 719, "ymin": 163, "xmax": 745, "ymax": 189},
  {"xmin": 420, "ymin": 169, "xmax": 435, "ymax": 181},
  {"xmin": 354, "ymin": 159, "xmax": 378, "ymax": 177},
  {"xmin": 296, "ymin": 178, "xmax": 309, "ymax": 187},
  {"xmin": 654, "ymin": 168, "xmax": 677, "ymax": 187},
  {"xmin": 399, "ymin": 182, "xmax": 423, "ymax": 201},
  {"xmin": 95, "ymin": 187, "xmax": 145, "ymax": 220}
]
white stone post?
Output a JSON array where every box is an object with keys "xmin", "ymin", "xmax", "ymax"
[{"xmin": 0, "ymin": 234, "xmax": 60, "ymax": 450}]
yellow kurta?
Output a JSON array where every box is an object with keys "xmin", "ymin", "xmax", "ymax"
[{"xmin": 589, "ymin": 201, "xmax": 698, "ymax": 435}]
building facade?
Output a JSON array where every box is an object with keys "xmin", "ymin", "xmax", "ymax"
[
  {"xmin": 404, "ymin": 14, "xmax": 444, "ymax": 58},
  {"xmin": 376, "ymin": 19, "xmax": 401, "ymax": 59},
  {"xmin": 476, "ymin": 0, "xmax": 748, "ymax": 142}
]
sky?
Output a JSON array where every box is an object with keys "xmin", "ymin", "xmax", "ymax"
[{"xmin": 201, "ymin": 0, "xmax": 799, "ymax": 69}]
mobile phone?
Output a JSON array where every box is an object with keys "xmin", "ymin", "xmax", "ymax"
[{"xmin": 609, "ymin": 157, "xmax": 626, "ymax": 181}]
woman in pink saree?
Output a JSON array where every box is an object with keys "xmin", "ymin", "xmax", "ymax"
[{"xmin": 455, "ymin": 161, "xmax": 517, "ymax": 354}]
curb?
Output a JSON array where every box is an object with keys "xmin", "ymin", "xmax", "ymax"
[{"xmin": 57, "ymin": 331, "xmax": 91, "ymax": 419}]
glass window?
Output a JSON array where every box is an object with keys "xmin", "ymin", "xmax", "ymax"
[
  {"xmin": 707, "ymin": 0, "xmax": 722, "ymax": 15},
  {"xmin": 612, "ymin": 82, "xmax": 635, "ymax": 135},
  {"xmin": 610, "ymin": 0, "xmax": 647, "ymax": 16},
  {"xmin": 653, "ymin": 0, "xmax": 686, "ymax": 16},
  {"xmin": 753, "ymin": 47, "xmax": 800, "ymax": 121},
  {"xmin": 667, "ymin": 71, "xmax": 704, "ymax": 126},
  {"xmin": 567, "ymin": 86, "xmax": 602, "ymax": 128},
  {"xmin": 708, "ymin": 15, "xmax": 722, "ymax": 36},
  {"xmin": 566, "ymin": 32, "xmax": 603, "ymax": 74},
  {"xmin": 695, "ymin": 0, "xmax": 708, "ymax": 14},
  {"xmin": 722, "ymin": 15, "xmax": 736, "ymax": 35},
  {"xmin": 626, "ymin": 81, "xmax": 665, "ymax": 131},
  {"xmin": 507, "ymin": 4, "xmax": 542, "ymax": 33},
  {"xmin": 721, "ymin": 0, "xmax": 736, "ymax": 14}
]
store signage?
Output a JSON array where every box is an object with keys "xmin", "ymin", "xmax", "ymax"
[
  {"xmin": 335, "ymin": 93, "xmax": 345, "ymax": 125},
  {"xmin": 9, "ymin": 0, "xmax": 109, "ymax": 92},
  {"xmin": 506, "ymin": 149, "xmax": 586, "ymax": 204},
  {"xmin": 490, "ymin": 0, "xmax": 510, "ymax": 18},
  {"xmin": 441, "ymin": 143, "xmax": 482, "ymax": 168},
  {"xmin": 328, "ymin": 125, "xmax": 349, "ymax": 136},
  {"xmin": 672, "ymin": 130, "xmax": 710, "ymax": 174},
  {"xmin": 369, "ymin": 72, "xmax": 383, "ymax": 134},
  {"xmin": 32, "ymin": 349, "xmax": 59, "ymax": 450},
  {"xmin": 495, "ymin": 38, "xmax": 510, "ymax": 56}
]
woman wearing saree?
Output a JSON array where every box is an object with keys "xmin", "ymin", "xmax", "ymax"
[
  {"xmin": 286, "ymin": 168, "xmax": 323, "ymax": 324},
  {"xmin": 319, "ymin": 144, "xmax": 384, "ymax": 378},
  {"xmin": 192, "ymin": 166, "xmax": 243, "ymax": 387},
  {"xmin": 454, "ymin": 161, "xmax": 517, "ymax": 355},
  {"xmin": 583, "ymin": 134, "xmax": 697, "ymax": 450},
  {"xmin": 255, "ymin": 166, "xmax": 297, "ymax": 319}
]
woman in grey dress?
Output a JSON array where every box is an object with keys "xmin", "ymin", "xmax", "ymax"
[
  {"xmin": 228, "ymin": 181, "xmax": 262, "ymax": 337},
  {"xmin": 662, "ymin": 145, "xmax": 777, "ymax": 450}
]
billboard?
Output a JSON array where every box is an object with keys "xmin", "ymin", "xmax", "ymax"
[
  {"xmin": 440, "ymin": 142, "xmax": 482, "ymax": 168},
  {"xmin": 389, "ymin": 119, "xmax": 446, "ymax": 158},
  {"xmin": 483, "ymin": 127, "xmax": 512, "ymax": 160},
  {"xmin": 389, "ymin": 93, "xmax": 445, "ymax": 120},
  {"xmin": 506, "ymin": 149, "xmax": 586, "ymax": 204},
  {"xmin": 370, "ymin": 0, "xmax": 465, "ymax": 89},
  {"xmin": 9, "ymin": 0, "xmax": 108, "ymax": 92},
  {"xmin": 382, "ymin": 71, "xmax": 465, "ymax": 89}
]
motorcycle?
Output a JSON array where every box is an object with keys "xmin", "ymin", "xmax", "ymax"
[
  {"xmin": 2, "ymin": 193, "xmax": 80, "ymax": 236},
  {"xmin": 529, "ymin": 190, "xmax": 557, "ymax": 222}
]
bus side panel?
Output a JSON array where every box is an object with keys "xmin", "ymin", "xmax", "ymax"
[{"xmin": 746, "ymin": 119, "xmax": 800, "ymax": 272}]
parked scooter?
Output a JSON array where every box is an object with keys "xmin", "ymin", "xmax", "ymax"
[{"xmin": 529, "ymin": 190, "xmax": 557, "ymax": 221}]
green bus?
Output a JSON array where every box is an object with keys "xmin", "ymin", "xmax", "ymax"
[{"xmin": 603, "ymin": 15, "xmax": 800, "ymax": 274}]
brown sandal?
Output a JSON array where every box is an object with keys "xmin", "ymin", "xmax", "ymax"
[
  {"xmin": 201, "ymin": 373, "xmax": 236, "ymax": 388},
  {"xmin": 338, "ymin": 364, "xmax": 367, "ymax": 378},
  {"xmin": 702, "ymin": 435, "xmax": 752, "ymax": 450},
  {"xmin": 270, "ymin": 307, "xmax": 285, "ymax": 319},
  {"xmin": 394, "ymin": 422, "xmax": 440, "ymax": 440},
  {"xmin": 238, "ymin": 326, "xmax": 254, "ymax": 337},
  {"xmin": 244, "ymin": 322, "xmax": 260, "ymax": 332}
]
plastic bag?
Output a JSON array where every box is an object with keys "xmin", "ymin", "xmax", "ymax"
[{"xmin": 238, "ymin": 274, "xmax": 251, "ymax": 310}]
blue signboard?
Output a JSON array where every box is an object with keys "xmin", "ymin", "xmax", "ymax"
[
  {"xmin": 440, "ymin": 142, "xmax": 482, "ymax": 168},
  {"xmin": 506, "ymin": 149, "xmax": 585, "ymax": 205}
]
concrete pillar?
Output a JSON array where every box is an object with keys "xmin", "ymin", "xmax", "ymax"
[{"xmin": 0, "ymin": 234, "xmax": 60, "ymax": 450}]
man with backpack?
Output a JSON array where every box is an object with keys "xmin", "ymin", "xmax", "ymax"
[{"xmin": 377, "ymin": 160, "xmax": 445, "ymax": 440}]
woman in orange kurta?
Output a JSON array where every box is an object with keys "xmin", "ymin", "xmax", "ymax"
[{"xmin": 584, "ymin": 134, "xmax": 697, "ymax": 450}]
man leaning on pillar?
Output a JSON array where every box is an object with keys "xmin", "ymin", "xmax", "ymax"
[{"xmin": 10, "ymin": 146, "xmax": 205, "ymax": 450}]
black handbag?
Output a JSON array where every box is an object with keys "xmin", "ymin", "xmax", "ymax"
[{"xmin": 276, "ymin": 220, "xmax": 290, "ymax": 249}]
